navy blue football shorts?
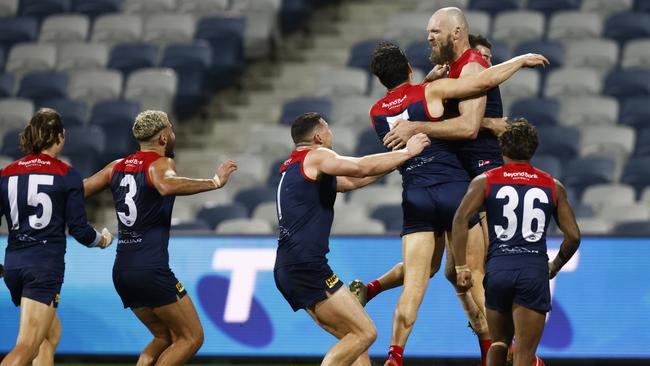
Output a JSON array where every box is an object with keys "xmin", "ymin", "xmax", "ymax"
[
  {"xmin": 274, "ymin": 261, "xmax": 344, "ymax": 312},
  {"xmin": 112, "ymin": 267, "xmax": 187, "ymax": 309},
  {"xmin": 459, "ymin": 153, "xmax": 504, "ymax": 178},
  {"xmin": 401, "ymin": 181, "xmax": 480, "ymax": 236},
  {"xmin": 484, "ymin": 267, "xmax": 551, "ymax": 314},
  {"xmin": 4, "ymin": 268, "xmax": 62, "ymax": 307}
]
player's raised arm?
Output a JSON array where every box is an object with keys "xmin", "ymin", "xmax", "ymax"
[
  {"xmin": 450, "ymin": 174, "xmax": 487, "ymax": 290},
  {"xmin": 148, "ymin": 158, "xmax": 237, "ymax": 197},
  {"xmin": 83, "ymin": 160, "xmax": 120, "ymax": 198},
  {"xmin": 549, "ymin": 179, "xmax": 581, "ymax": 279}
]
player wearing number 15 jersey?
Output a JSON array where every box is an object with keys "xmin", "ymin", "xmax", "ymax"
[
  {"xmin": 0, "ymin": 108, "xmax": 113, "ymax": 366},
  {"xmin": 83, "ymin": 110, "xmax": 237, "ymax": 366},
  {"xmin": 451, "ymin": 120, "xmax": 581, "ymax": 366}
]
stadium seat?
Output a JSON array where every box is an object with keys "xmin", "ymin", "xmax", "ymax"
[
  {"xmin": 18, "ymin": 0, "xmax": 69, "ymax": 20},
  {"xmin": 548, "ymin": 11, "xmax": 602, "ymax": 40},
  {"xmin": 558, "ymin": 96, "xmax": 619, "ymax": 127},
  {"xmin": 177, "ymin": 0, "xmax": 228, "ymax": 16},
  {"xmin": 124, "ymin": 68, "xmax": 177, "ymax": 113},
  {"xmin": 405, "ymin": 40, "xmax": 432, "ymax": 74},
  {"xmin": 572, "ymin": 202, "xmax": 595, "ymax": 218},
  {"xmin": 621, "ymin": 97, "xmax": 650, "ymax": 127},
  {"xmin": 123, "ymin": 0, "xmax": 175, "ymax": 14},
  {"xmin": 6, "ymin": 43, "xmax": 57, "ymax": 76},
  {"xmin": 545, "ymin": 68, "xmax": 601, "ymax": 98},
  {"xmin": 509, "ymin": 97, "xmax": 559, "ymax": 126},
  {"xmin": 469, "ymin": 0, "xmax": 522, "ymax": 14},
  {"xmin": 621, "ymin": 157, "xmax": 650, "ymax": 193},
  {"xmin": 355, "ymin": 128, "xmax": 385, "ymax": 157},
  {"xmin": 197, "ymin": 202, "xmax": 248, "ymax": 230},
  {"xmin": 252, "ymin": 201, "xmax": 279, "ymax": 226},
  {"xmin": 91, "ymin": 14, "xmax": 143, "ymax": 46},
  {"xmin": 492, "ymin": 11, "xmax": 545, "ymax": 43},
  {"xmin": 18, "ymin": 71, "xmax": 68, "ymax": 104},
  {"xmin": 564, "ymin": 39, "xmax": 619, "ymax": 74},
  {"xmin": 490, "ymin": 40, "xmax": 511, "ymax": 65},
  {"xmin": 576, "ymin": 217, "xmax": 614, "ymax": 234},
  {"xmin": 329, "ymin": 125, "xmax": 357, "ymax": 156},
  {"xmin": 332, "ymin": 218, "xmax": 385, "ymax": 235},
  {"xmin": 514, "ymin": 40, "xmax": 565, "ymax": 69},
  {"xmin": 63, "ymin": 125, "xmax": 106, "ymax": 177},
  {"xmin": 39, "ymin": 14, "xmax": 90, "ymax": 43},
  {"xmin": 604, "ymin": 12, "xmax": 650, "ymax": 42},
  {"xmin": 613, "ymin": 221, "xmax": 650, "ymax": 235},
  {"xmin": 108, "ymin": 42, "xmax": 159, "ymax": 76},
  {"xmin": 331, "ymin": 95, "xmax": 377, "ymax": 126},
  {"xmin": 70, "ymin": 0, "xmax": 121, "ymax": 18},
  {"xmin": 234, "ymin": 0, "xmax": 279, "ymax": 60},
  {"xmin": 143, "ymin": 14, "xmax": 195, "ymax": 46},
  {"xmin": 227, "ymin": 153, "xmax": 271, "ymax": 186},
  {"xmin": 527, "ymin": 0, "xmax": 580, "ymax": 15},
  {"xmin": 371, "ymin": 204, "xmax": 403, "ymax": 233},
  {"xmin": 0, "ymin": 73, "xmax": 14, "ymax": 98},
  {"xmin": 383, "ymin": 11, "xmax": 432, "ymax": 46},
  {"xmin": 641, "ymin": 186, "xmax": 650, "ymax": 204},
  {"xmin": 279, "ymin": 96, "xmax": 332, "ymax": 125},
  {"xmin": 246, "ymin": 124, "xmax": 293, "ymax": 156},
  {"xmin": 0, "ymin": 46, "xmax": 5, "ymax": 72},
  {"xmin": 37, "ymin": 98, "xmax": 88, "ymax": 127},
  {"xmin": 349, "ymin": 186, "xmax": 402, "ymax": 211},
  {"xmin": 583, "ymin": 184, "xmax": 636, "ymax": 210},
  {"xmin": 90, "ymin": 98, "xmax": 139, "ymax": 161},
  {"xmin": 598, "ymin": 203, "xmax": 650, "ymax": 224},
  {"xmin": 56, "ymin": 42, "xmax": 109, "ymax": 71},
  {"xmin": 0, "ymin": 0, "xmax": 18, "ymax": 17},
  {"xmin": 637, "ymin": 0, "xmax": 650, "ymax": 12},
  {"xmin": 562, "ymin": 156, "xmax": 616, "ymax": 193},
  {"xmin": 332, "ymin": 204, "xmax": 370, "ymax": 227},
  {"xmin": 466, "ymin": 11, "xmax": 491, "ymax": 36},
  {"xmin": 0, "ymin": 98, "xmax": 34, "ymax": 134},
  {"xmin": 195, "ymin": 16, "xmax": 246, "ymax": 90},
  {"xmin": 216, "ymin": 218, "xmax": 274, "ymax": 235},
  {"xmin": 234, "ymin": 186, "xmax": 277, "ymax": 215},
  {"xmin": 580, "ymin": 126, "xmax": 635, "ymax": 163},
  {"xmin": 622, "ymin": 39, "xmax": 650, "ymax": 69},
  {"xmin": 531, "ymin": 155, "xmax": 562, "ymax": 178},
  {"xmin": 582, "ymin": 0, "xmax": 633, "ymax": 17},
  {"xmin": 171, "ymin": 219, "xmax": 211, "ymax": 232},
  {"xmin": 0, "ymin": 129, "xmax": 22, "ymax": 159},
  {"xmin": 266, "ymin": 158, "xmax": 285, "ymax": 187},
  {"xmin": 499, "ymin": 69, "xmax": 540, "ymax": 99},
  {"xmin": 633, "ymin": 128, "xmax": 650, "ymax": 157},
  {"xmin": 416, "ymin": 0, "xmax": 468, "ymax": 11},
  {"xmin": 348, "ymin": 39, "xmax": 382, "ymax": 72},
  {"xmin": 68, "ymin": 69, "xmax": 123, "ymax": 106},
  {"xmin": 161, "ymin": 41, "xmax": 212, "ymax": 118},
  {"xmin": 279, "ymin": 0, "xmax": 312, "ymax": 34},
  {"xmin": 0, "ymin": 17, "xmax": 37, "ymax": 50},
  {"xmin": 318, "ymin": 68, "xmax": 369, "ymax": 97},
  {"xmin": 603, "ymin": 69, "xmax": 650, "ymax": 98}
]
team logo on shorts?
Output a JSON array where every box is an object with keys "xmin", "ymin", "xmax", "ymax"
[
  {"xmin": 176, "ymin": 282, "xmax": 185, "ymax": 293},
  {"xmin": 478, "ymin": 160, "xmax": 491, "ymax": 167},
  {"xmin": 325, "ymin": 274, "xmax": 340, "ymax": 288},
  {"xmin": 54, "ymin": 294, "xmax": 60, "ymax": 304}
]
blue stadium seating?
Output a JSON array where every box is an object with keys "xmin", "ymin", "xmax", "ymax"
[
  {"xmin": 613, "ymin": 221, "xmax": 650, "ymax": 235},
  {"xmin": 603, "ymin": 69, "xmax": 650, "ymax": 99},
  {"xmin": 0, "ymin": 73, "xmax": 14, "ymax": 98},
  {"xmin": 108, "ymin": 42, "xmax": 159, "ymax": 76},
  {"xmin": 371, "ymin": 204, "xmax": 403, "ymax": 233},
  {"xmin": 633, "ymin": 128, "xmax": 650, "ymax": 157},
  {"xmin": 17, "ymin": 71, "xmax": 67, "ymax": 104},
  {"xmin": 64, "ymin": 125, "xmax": 106, "ymax": 177},
  {"xmin": 18, "ymin": 0, "xmax": 70, "ymax": 20},
  {"xmin": 37, "ymin": 98, "xmax": 87, "ymax": 127},
  {"xmin": 604, "ymin": 12, "xmax": 650, "ymax": 42},
  {"xmin": 490, "ymin": 40, "xmax": 511, "ymax": 65},
  {"xmin": 1, "ymin": 129, "xmax": 22, "ymax": 159},
  {"xmin": 527, "ymin": 0, "xmax": 580, "ymax": 16},
  {"xmin": 0, "ymin": 46, "xmax": 5, "ymax": 71},
  {"xmin": 195, "ymin": 16, "xmax": 246, "ymax": 90},
  {"xmin": 514, "ymin": 40, "xmax": 565, "ymax": 69},
  {"xmin": 637, "ymin": 0, "xmax": 650, "ymax": 12},
  {"xmin": 161, "ymin": 41, "xmax": 212, "ymax": 118},
  {"xmin": 405, "ymin": 40, "xmax": 432, "ymax": 73},
  {"xmin": 355, "ymin": 128, "xmax": 385, "ymax": 156},
  {"xmin": 71, "ymin": 0, "xmax": 122, "ymax": 19},
  {"xmin": 279, "ymin": 96, "xmax": 332, "ymax": 125},
  {"xmin": 234, "ymin": 186, "xmax": 277, "ymax": 214},
  {"xmin": 536, "ymin": 126, "xmax": 580, "ymax": 161},
  {"xmin": 279, "ymin": 0, "xmax": 313, "ymax": 34},
  {"xmin": 90, "ymin": 98, "xmax": 139, "ymax": 161},
  {"xmin": 563, "ymin": 156, "xmax": 616, "ymax": 194},
  {"xmin": 0, "ymin": 17, "xmax": 38, "ymax": 50},
  {"xmin": 348, "ymin": 39, "xmax": 383, "ymax": 72},
  {"xmin": 510, "ymin": 97, "xmax": 560, "ymax": 126},
  {"xmin": 470, "ymin": 0, "xmax": 521, "ymax": 14},
  {"xmin": 621, "ymin": 157, "xmax": 650, "ymax": 194},
  {"xmin": 620, "ymin": 97, "xmax": 650, "ymax": 127},
  {"xmin": 531, "ymin": 154, "xmax": 562, "ymax": 178},
  {"xmin": 197, "ymin": 203, "xmax": 248, "ymax": 230},
  {"xmin": 572, "ymin": 202, "xmax": 595, "ymax": 219},
  {"xmin": 266, "ymin": 158, "xmax": 285, "ymax": 187}
]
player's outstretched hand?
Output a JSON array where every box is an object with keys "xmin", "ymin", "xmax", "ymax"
[
  {"xmin": 423, "ymin": 64, "xmax": 449, "ymax": 82},
  {"xmin": 455, "ymin": 266, "xmax": 473, "ymax": 291},
  {"xmin": 405, "ymin": 133, "xmax": 431, "ymax": 157},
  {"xmin": 214, "ymin": 160, "xmax": 238, "ymax": 188},
  {"xmin": 516, "ymin": 53, "xmax": 550, "ymax": 68},
  {"xmin": 98, "ymin": 228, "xmax": 113, "ymax": 249},
  {"xmin": 384, "ymin": 119, "xmax": 419, "ymax": 150}
]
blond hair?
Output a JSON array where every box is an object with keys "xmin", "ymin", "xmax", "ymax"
[{"xmin": 132, "ymin": 110, "xmax": 168, "ymax": 141}]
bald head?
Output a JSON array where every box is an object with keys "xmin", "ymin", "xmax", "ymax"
[
  {"xmin": 427, "ymin": 7, "xmax": 471, "ymax": 64},
  {"xmin": 428, "ymin": 7, "xmax": 469, "ymax": 40}
]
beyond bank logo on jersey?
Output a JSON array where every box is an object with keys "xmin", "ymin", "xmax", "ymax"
[{"xmin": 197, "ymin": 248, "xmax": 276, "ymax": 347}]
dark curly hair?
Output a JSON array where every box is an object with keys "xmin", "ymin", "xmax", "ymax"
[
  {"xmin": 20, "ymin": 108, "xmax": 64, "ymax": 154},
  {"xmin": 498, "ymin": 118, "xmax": 538, "ymax": 161},
  {"xmin": 371, "ymin": 41, "xmax": 410, "ymax": 89}
]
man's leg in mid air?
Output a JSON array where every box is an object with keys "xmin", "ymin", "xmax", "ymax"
[
  {"xmin": 1, "ymin": 298, "xmax": 56, "ymax": 366},
  {"xmin": 132, "ymin": 307, "xmax": 173, "ymax": 366},
  {"xmin": 512, "ymin": 304, "xmax": 546, "ymax": 366},
  {"xmin": 306, "ymin": 286, "xmax": 377, "ymax": 366},
  {"xmin": 32, "ymin": 313, "xmax": 61, "ymax": 366},
  {"xmin": 150, "ymin": 295, "xmax": 205, "ymax": 366},
  {"xmin": 485, "ymin": 308, "xmax": 514, "ymax": 366}
]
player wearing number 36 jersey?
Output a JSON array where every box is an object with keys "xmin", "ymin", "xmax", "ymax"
[
  {"xmin": 83, "ymin": 110, "xmax": 237, "ymax": 366},
  {"xmin": 451, "ymin": 120, "xmax": 581, "ymax": 366}
]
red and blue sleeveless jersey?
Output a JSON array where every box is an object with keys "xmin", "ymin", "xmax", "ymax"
[
  {"xmin": 0, "ymin": 154, "xmax": 100, "ymax": 271},
  {"xmin": 370, "ymin": 83, "xmax": 469, "ymax": 188},
  {"xmin": 484, "ymin": 163, "xmax": 557, "ymax": 271},
  {"xmin": 109, "ymin": 150, "xmax": 175, "ymax": 269},
  {"xmin": 275, "ymin": 149, "xmax": 337, "ymax": 267},
  {"xmin": 445, "ymin": 49, "xmax": 503, "ymax": 159}
]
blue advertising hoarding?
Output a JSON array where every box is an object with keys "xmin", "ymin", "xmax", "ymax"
[{"xmin": 0, "ymin": 236, "xmax": 649, "ymax": 358}]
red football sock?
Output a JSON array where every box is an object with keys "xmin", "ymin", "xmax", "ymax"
[
  {"xmin": 479, "ymin": 338, "xmax": 492, "ymax": 366},
  {"xmin": 388, "ymin": 345, "xmax": 404, "ymax": 366},
  {"xmin": 366, "ymin": 280, "xmax": 382, "ymax": 301}
]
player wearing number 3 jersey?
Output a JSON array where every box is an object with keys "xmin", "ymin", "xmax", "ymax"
[
  {"xmin": 451, "ymin": 120, "xmax": 581, "ymax": 366},
  {"xmin": 83, "ymin": 110, "xmax": 237, "ymax": 366}
]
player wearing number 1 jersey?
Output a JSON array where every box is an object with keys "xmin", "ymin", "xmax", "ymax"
[
  {"xmin": 83, "ymin": 110, "xmax": 237, "ymax": 366},
  {"xmin": 0, "ymin": 108, "xmax": 113, "ymax": 366},
  {"xmin": 451, "ymin": 120, "xmax": 581, "ymax": 366}
]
